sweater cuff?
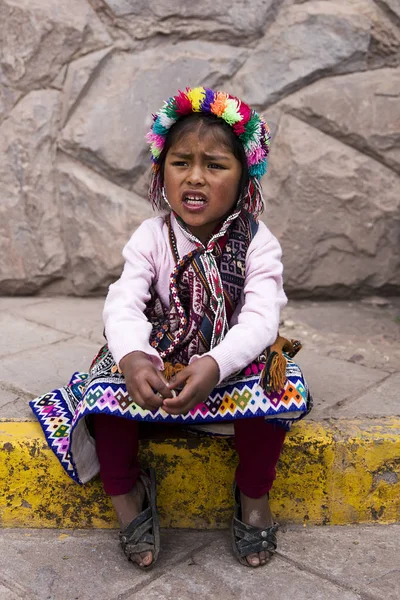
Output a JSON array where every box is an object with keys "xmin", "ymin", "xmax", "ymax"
[
  {"xmin": 189, "ymin": 350, "xmax": 230, "ymax": 384},
  {"xmin": 205, "ymin": 345, "xmax": 240, "ymax": 383}
]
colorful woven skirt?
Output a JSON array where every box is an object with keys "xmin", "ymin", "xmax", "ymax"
[{"xmin": 30, "ymin": 345, "xmax": 312, "ymax": 484}]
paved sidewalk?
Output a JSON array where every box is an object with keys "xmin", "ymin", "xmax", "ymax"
[
  {"xmin": 0, "ymin": 295, "xmax": 399, "ymax": 421},
  {"xmin": 0, "ymin": 525, "xmax": 399, "ymax": 600}
]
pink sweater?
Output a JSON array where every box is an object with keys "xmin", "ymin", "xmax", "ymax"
[{"xmin": 103, "ymin": 213, "xmax": 287, "ymax": 383}]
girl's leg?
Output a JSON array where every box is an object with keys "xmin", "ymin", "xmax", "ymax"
[
  {"xmin": 93, "ymin": 414, "xmax": 152, "ymax": 567},
  {"xmin": 234, "ymin": 417, "xmax": 286, "ymax": 567},
  {"xmin": 234, "ymin": 417, "xmax": 286, "ymax": 497},
  {"xmin": 93, "ymin": 413, "xmax": 140, "ymax": 496}
]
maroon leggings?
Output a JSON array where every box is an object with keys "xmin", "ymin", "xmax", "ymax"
[{"xmin": 93, "ymin": 414, "xmax": 286, "ymax": 499}]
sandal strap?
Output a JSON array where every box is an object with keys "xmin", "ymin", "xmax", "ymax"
[
  {"xmin": 233, "ymin": 517, "xmax": 278, "ymax": 557},
  {"xmin": 121, "ymin": 506, "xmax": 152, "ymax": 540},
  {"xmin": 118, "ymin": 469, "xmax": 160, "ymax": 564}
]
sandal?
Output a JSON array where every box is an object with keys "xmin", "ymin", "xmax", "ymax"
[
  {"xmin": 119, "ymin": 468, "xmax": 160, "ymax": 570},
  {"xmin": 231, "ymin": 483, "xmax": 278, "ymax": 567}
]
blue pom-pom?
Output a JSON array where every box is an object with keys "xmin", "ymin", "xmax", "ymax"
[
  {"xmin": 249, "ymin": 162, "xmax": 267, "ymax": 179},
  {"xmin": 201, "ymin": 88, "xmax": 215, "ymax": 113},
  {"xmin": 152, "ymin": 119, "xmax": 169, "ymax": 136}
]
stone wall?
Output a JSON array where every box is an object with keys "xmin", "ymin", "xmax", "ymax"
[{"xmin": 1, "ymin": 0, "xmax": 399, "ymax": 297}]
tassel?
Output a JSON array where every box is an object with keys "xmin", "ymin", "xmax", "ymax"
[
  {"xmin": 268, "ymin": 352, "xmax": 287, "ymax": 392},
  {"xmin": 162, "ymin": 362, "xmax": 185, "ymax": 381},
  {"xmin": 260, "ymin": 334, "xmax": 302, "ymax": 393}
]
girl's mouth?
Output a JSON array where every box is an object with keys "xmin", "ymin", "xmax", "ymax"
[{"xmin": 182, "ymin": 194, "xmax": 208, "ymax": 210}]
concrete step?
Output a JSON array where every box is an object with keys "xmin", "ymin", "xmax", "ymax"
[{"xmin": 0, "ymin": 417, "xmax": 399, "ymax": 528}]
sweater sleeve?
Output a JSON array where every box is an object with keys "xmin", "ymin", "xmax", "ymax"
[
  {"xmin": 102, "ymin": 219, "xmax": 164, "ymax": 370},
  {"xmin": 191, "ymin": 222, "xmax": 287, "ymax": 382}
]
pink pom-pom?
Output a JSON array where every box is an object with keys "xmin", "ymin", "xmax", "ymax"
[
  {"xmin": 145, "ymin": 132, "xmax": 165, "ymax": 149},
  {"xmin": 247, "ymin": 147, "xmax": 266, "ymax": 166}
]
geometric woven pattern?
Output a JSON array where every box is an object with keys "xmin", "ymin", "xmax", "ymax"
[{"xmin": 30, "ymin": 352, "xmax": 311, "ymax": 484}]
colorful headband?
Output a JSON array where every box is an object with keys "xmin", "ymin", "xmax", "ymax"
[{"xmin": 146, "ymin": 87, "xmax": 271, "ymax": 179}]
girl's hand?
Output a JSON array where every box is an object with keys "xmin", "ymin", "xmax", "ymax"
[
  {"xmin": 119, "ymin": 351, "xmax": 172, "ymax": 411},
  {"xmin": 162, "ymin": 356, "xmax": 220, "ymax": 415}
]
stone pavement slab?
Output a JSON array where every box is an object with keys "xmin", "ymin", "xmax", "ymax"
[
  {"xmin": 0, "ymin": 313, "xmax": 71, "ymax": 359},
  {"xmin": 0, "ymin": 298, "xmax": 50, "ymax": 311},
  {"xmin": 0, "ymin": 525, "xmax": 398, "ymax": 600},
  {"xmin": 0, "ymin": 529, "xmax": 220, "ymax": 600},
  {"xmin": 278, "ymin": 524, "xmax": 400, "ymax": 600},
  {"xmin": 0, "ymin": 586, "xmax": 19, "ymax": 600},
  {"xmin": 147, "ymin": 537, "xmax": 360, "ymax": 600},
  {"xmin": 0, "ymin": 338, "xmax": 99, "ymax": 397},
  {"xmin": 281, "ymin": 299, "xmax": 400, "ymax": 374},
  {"xmin": 331, "ymin": 372, "xmax": 400, "ymax": 417},
  {"xmin": 7, "ymin": 297, "xmax": 105, "ymax": 345},
  {"xmin": 0, "ymin": 383, "xmax": 33, "ymax": 420},
  {"xmin": 294, "ymin": 349, "xmax": 389, "ymax": 419}
]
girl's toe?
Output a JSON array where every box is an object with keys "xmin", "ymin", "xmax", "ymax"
[
  {"xmin": 140, "ymin": 551, "xmax": 153, "ymax": 566},
  {"xmin": 246, "ymin": 553, "xmax": 260, "ymax": 567}
]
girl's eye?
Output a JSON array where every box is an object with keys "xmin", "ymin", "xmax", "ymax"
[
  {"xmin": 171, "ymin": 161, "xmax": 188, "ymax": 167},
  {"xmin": 208, "ymin": 163, "xmax": 225, "ymax": 169}
]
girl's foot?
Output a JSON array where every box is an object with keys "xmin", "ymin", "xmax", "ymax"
[
  {"xmin": 111, "ymin": 480, "xmax": 153, "ymax": 568},
  {"xmin": 239, "ymin": 490, "xmax": 274, "ymax": 567}
]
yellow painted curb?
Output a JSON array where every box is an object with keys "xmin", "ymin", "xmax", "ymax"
[{"xmin": 0, "ymin": 419, "xmax": 399, "ymax": 528}]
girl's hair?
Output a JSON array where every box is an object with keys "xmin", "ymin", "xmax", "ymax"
[{"xmin": 157, "ymin": 113, "xmax": 249, "ymax": 205}]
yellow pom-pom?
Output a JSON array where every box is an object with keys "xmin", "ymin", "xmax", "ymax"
[{"xmin": 187, "ymin": 87, "xmax": 205, "ymax": 112}]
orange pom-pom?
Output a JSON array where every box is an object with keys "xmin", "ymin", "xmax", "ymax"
[{"xmin": 210, "ymin": 92, "xmax": 228, "ymax": 117}]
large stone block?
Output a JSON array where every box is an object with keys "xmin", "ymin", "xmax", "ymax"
[
  {"xmin": 0, "ymin": 0, "xmax": 399, "ymax": 298},
  {"xmin": 280, "ymin": 67, "xmax": 400, "ymax": 174},
  {"xmin": 0, "ymin": 90, "xmax": 66, "ymax": 294},
  {"xmin": 381, "ymin": 0, "xmax": 400, "ymax": 19},
  {"xmin": 262, "ymin": 114, "xmax": 400, "ymax": 296},
  {"xmin": 103, "ymin": 0, "xmax": 275, "ymax": 41},
  {"xmin": 60, "ymin": 42, "xmax": 247, "ymax": 182},
  {"xmin": 0, "ymin": 84, "xmax": 21, "ymax": 126},
  {"xmin": 57, "ymin": 157, "xmax": 154, "ymax": 294},
  {"xmin": 60, "ymin": 48, "xmax": 113, "ymax": 126},
  {"xmin": 231, "ymin": 0, "xmax": 399, "ymax": 107},
  {"xmin": 0, "ymin": 0, "xmax": 111, "ymax": 90}
]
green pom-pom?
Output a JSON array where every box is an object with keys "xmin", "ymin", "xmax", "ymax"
[
  {"xmin": 240, "ymin": 113, "xmax": 261, "ymax": 144},
  {"xmin": 163, "ymin": 102, "xmax": 179, "ymax": 119}
]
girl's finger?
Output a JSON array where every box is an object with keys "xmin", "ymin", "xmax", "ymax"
[
  {"xmin": 148, "ymin": 372, "xmax": 173, "ymax": 399},
  {"xmin": 136, "ymin": 381, "xmax": 164, "ymax": 410},
  {"xmin": 163, "ymin": 383, "xmax": 198, "ymax": 409},
  {"xmin": 162, "ymin": 402, "xmax": 192, "ymax": 415}
]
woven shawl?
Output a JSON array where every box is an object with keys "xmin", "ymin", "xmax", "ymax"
[{"xmin": 145, "ymin": 211, "xmax": 258, "ymax": 366}]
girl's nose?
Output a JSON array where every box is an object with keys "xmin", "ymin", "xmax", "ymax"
[{"xmin": 187, "ymin": 165, "xmax": 205, "ymax": 185}]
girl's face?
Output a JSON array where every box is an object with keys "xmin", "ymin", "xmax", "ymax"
[{"xmin": 163, "ymin": 127, "xmax": 242, "ymax": 244}]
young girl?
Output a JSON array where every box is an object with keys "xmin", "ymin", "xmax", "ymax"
[{"xmin": 31, "ymin": 87, "xmax": 310, "ymax": 571}]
